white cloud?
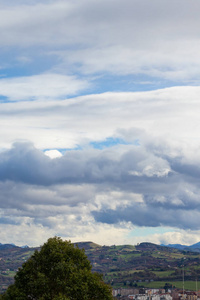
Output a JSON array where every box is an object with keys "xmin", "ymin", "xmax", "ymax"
[
  {"xmin": 44, "ymin": 150, "xmax": 63, "ymax": 159},
  {"xmin": 0, "ymin": 216, "xmax": 132, "ymax": 247},
  {"xmin": 0, "ymin": 86, "xmax": 200, "ymax": 150},
  {"xmin": 0, "ymin": 221, "xmax": 55, "ymax": 247},
  {"xmin": 139, "ymin": 230, "xmax": 200, "ymax": 247},
  {"xmin": 0, "ymin": 73, "xmax": 89, "ymax": 101}
]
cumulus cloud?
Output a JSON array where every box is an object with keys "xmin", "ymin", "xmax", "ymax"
[
  {"xmin": 126, "ymin": 229, "xmax": 200, "ymax": 247},
  {"xmin": 0, "ymin": 139, "xmax": 200, "ymax": 235},
  {"xmin": 0, "ymin": 141, "xmax": 172, "ymax": 186}
]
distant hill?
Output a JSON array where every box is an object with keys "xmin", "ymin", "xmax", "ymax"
[
  {"xmin": 0, "ymin": 243, "xmax": 19, "ymax": 250},
  {"xmin": 136, "ymin": 242, "xmax": 168, "ymax": 251},
  {"xmin": 161, "ymin": 241, "xmax": 200, "ymax": 252},
  {"xmin": 190, "ymin": 242, "xmax": 200, "ymax": 250},
  {"xmin": 73, "ymin": 241, "xmax": 101, "ymax": 250}
]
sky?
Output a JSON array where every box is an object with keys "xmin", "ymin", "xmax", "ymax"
[{"xmin": 1, "ymin": 0, "xmax": 200, "ymax": 247}]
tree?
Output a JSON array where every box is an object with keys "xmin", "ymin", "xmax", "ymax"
[{"xmin": 2, "ymin": 237, "xmax": 113, "ymax": 300}]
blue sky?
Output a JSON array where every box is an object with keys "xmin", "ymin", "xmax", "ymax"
[{"xmin": 1, "ymin": 0, "xmax": 200, "ymax": 246}]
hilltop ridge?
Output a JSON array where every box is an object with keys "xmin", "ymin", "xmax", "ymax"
[{"xmin": 162, "ymin": 241, "xmax": 200, "ymax": 252}]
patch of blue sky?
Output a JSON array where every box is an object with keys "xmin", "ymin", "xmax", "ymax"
[
  {"xmin": 128, "ymin": 227, "xmax": 175, "ymax": 238},
  {"xmin": 0, "ymin": 95, "xmax": 9, "ymax": 103},
  {"xmin": 90, "ymin": 137, "xmax": 135, "ymax": 150},
  {"xmin": 85, "ymin": 73, "xmax": 184, "ymax": 95},
  {"xmin": 0, "ymin": 216, "xmax": 20, "ymax": 225},
  {"xmin": 0, "ymin": 49, "xmax": 59, "ymax": 78},
  {"xmin": 0, "ymin": 95, "xmax": 38, "ymax": 103},
  {"xmin": 44, "ymin": 139, "xmax": 139, "ymax": 154},
  {"xmin": 63, "ymin": 145, "xmax": 83, "ymax": 152}
]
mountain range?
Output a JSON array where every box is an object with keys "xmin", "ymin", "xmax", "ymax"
[
  {"xmin": 1, "ymin": 241, "xmax": 200, "ymax": 252},
  {"xmin": 161, "ymin": 242, "xmax": 200, "ymax": 252}
]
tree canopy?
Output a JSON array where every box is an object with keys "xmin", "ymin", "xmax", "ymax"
[{"xmin": 1, "ymin": 237, "xmax": 113, "ymax": 300}]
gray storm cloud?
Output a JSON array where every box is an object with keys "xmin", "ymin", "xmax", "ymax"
[
  {"xmin": 0, "ymin": 141, "xmax": 200, "ymax": 231},
  {"xmin": 0, "ymin": 142, "xmax": 171, "ymax": 186},
  {"xmin": 92, "ymin": 204, "xmax": 200, "ymax": 230}
]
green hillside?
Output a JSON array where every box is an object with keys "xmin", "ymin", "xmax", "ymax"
[{"xmin": 1, "ymin": 242, "xmax": 200, "ymax": 293}]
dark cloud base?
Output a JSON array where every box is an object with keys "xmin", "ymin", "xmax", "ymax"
[{"xmin": 0, "ymin": 141, "xmax": 199, "ymax": 231}]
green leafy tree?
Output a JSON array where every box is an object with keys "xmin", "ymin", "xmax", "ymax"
[{"xmin": 2, "ymin": 237, "xmax": 113, "ymax": 300}]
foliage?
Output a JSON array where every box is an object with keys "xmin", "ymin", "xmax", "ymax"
[{"xmin": 1, "ymin": 237, "xmax": 113, "ymax": 300}]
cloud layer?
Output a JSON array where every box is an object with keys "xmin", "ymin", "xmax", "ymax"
[
  {"xmin": 1, "ymin": 0, "xmax": 200, "ymax": 82},
  {"xmin": 1, "ymin": 127, "xmax": 200, "ymax": 245},
  {"xmin": 0, "ymin": 0, "xmax": 200, "ymax": 246},
  {"xmin": 1, "ymin": 86, "xmax": 200, "ymax": 246},
  {"xmin": 1, "ymin": 87, "xmax": 200, "ymax": 150}
]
